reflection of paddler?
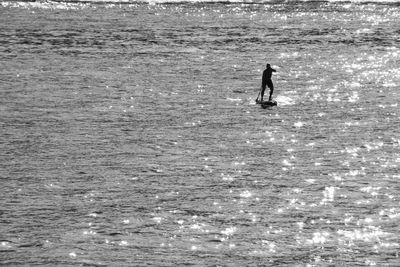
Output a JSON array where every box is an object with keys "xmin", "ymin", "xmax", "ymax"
[{"xmin": 261, "ymin": 63, "xmax": 276, "ymax": 102}]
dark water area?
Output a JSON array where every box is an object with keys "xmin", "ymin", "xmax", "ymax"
[{"xmin": 1, "ymin": 1, "xmax": 400, "ymax": 266}]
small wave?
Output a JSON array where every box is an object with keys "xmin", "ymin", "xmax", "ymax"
[{"xmin": 226, "ymin": 97, "xmax": 242, "ymax": 102}]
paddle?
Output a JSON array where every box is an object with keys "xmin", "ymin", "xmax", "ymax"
[{"xmin": 255, "ymin": 87, "xmax": 262, "ymax": 102}]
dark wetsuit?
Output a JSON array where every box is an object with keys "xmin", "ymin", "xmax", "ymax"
[{"xmin": 261, "ymin": 66, "xmax": 276, "ymax": 101}]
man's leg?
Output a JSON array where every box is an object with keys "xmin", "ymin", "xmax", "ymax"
[
  {"xmin": 268, "ymin": 82, "xmax": 274, "ymax": 101},
  {"xmin": 260, "ymin": 86, "xmax": 266, "ymax": 101}
]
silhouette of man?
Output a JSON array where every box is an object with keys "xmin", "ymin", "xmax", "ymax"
[{"xmin": 261, "ymin": 64, "xmax": 276, "ymax": 101}]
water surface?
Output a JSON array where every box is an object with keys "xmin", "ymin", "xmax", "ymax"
[{"xmin": 1, "ymin": 0, "xmax": 400, "ymax": 266}]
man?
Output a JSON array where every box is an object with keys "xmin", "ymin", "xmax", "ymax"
[{"xmin": 260, "ymin": 63, "xmax": 276, "ymax": 102}]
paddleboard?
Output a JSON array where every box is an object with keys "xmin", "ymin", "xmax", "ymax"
[{"xmin": 256, "ymin": 99, "xmax": 277, "ymax": 108}]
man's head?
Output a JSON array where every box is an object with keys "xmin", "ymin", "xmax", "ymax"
[{"xmin": 266, "ymin": 64, "xmax": 271, "ymax": 68}]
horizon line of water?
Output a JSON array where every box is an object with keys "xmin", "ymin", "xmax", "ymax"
[{"xmin": 2, "ymin": 0, "xmax": 400, "ymax": 7}]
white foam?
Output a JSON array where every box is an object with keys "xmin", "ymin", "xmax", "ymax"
[
  {"xmin": 275, "ymin": 95, "xmax": 295, "ymax": 106},
  {"xmin": 69, "ymin": 252, "xmax": 77, "ymax": 258},
  {"xmin": 221, "ymin": 226, "xmax": 237, "ymax": 236},
  {"xmin": 227, "ymin": 97, "xmax": 242, "ymax": 102},
  {"xmin": 119, "ymin": 240, "xmax": 129, "ymax": 246},
  {"xmin": 337, "ymin": 227, "xmax": 390, "ymax": 242},
  {"xmin": 240, "ymin": 190, "xmax": 252, "ymax": 198},
  {"xmin": 307, "ymin": 232, "xmax": 329, "ymax": 245},
  {"xmin": 153, "ymin": 217, "xmax": 162, "ymax": 223},
  {"xmin": 294, "ymin": 121, "xmax": 304, "ymax": 128},
  {"xmin": 0, "ymin": 242, "xmax": 12, "ymax": 249},
  {"xmin": 321, "ymin": 186, "xmax": 336, "ymax": 203}
]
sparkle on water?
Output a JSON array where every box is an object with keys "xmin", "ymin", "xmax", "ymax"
[{"xmin": 1, "ymin": 0, "xmax": 400, "ymax": 266}]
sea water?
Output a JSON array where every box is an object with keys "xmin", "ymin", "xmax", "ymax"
[{"xmin": 1, "ymin": 0, "xmax": 400, "ymax": 266}]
